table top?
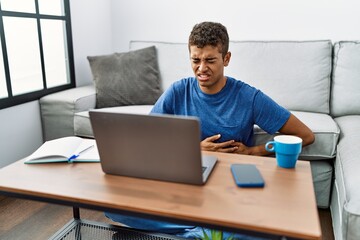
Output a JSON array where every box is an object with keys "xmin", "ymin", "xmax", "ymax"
[{"xmin": 0, "ymin": 152, "xmax": 321, "ymax": 239}]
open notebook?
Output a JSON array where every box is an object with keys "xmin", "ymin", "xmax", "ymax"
[{"xmin": 24, "ymin": 136, "xmax": 100, "ymax": 164}]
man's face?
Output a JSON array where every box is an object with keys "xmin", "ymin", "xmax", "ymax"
[{"xmin": 189, "ymin": 44, "xmax": 230, "ymax": 94}]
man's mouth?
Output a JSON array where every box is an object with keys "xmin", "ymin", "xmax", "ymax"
[{"xmin": 197, "ymin": 74, "xmax": 210, "ymax": 81}]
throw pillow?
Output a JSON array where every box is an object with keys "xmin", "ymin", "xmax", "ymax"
[{"xmin": 87, "ymin": 46, "xmax": 162, "ymax": 108}]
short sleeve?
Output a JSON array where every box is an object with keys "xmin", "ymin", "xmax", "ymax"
[
  {"xmin": 253, "ymin": 90, "xmax": 290, "ymax": 134},
  {"xmin": 151, "ymin": 86, "xmax": 175, "ymax": 114}
]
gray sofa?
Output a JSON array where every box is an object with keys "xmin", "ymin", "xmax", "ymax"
[{"xmin": 39, "ymin": 40, "xmax": 360, "ymax": 240}]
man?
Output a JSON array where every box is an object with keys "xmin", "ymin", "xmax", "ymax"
[
  {"xmin": 152, "ymin": 21, "xmax": 314, "ymax": 154},
  {"xmin": 106, "ymin": 22, "xmax": 314, "ymax": 239}
]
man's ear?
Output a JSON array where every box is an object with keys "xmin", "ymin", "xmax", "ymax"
[{"xmin": 224, "ymin": 52, "xmax": 231, "ymax": 67}]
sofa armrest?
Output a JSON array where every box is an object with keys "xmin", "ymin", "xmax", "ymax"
[{"xmin": 40, "ymin": 85, "xmax": 96, "ymax": 141}]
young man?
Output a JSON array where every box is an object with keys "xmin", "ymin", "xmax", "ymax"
[
  {"xmin": 151, "ymin": 21, "xmax": 314, "ymax": 154},
  {"xmin": 106, "ymin": 22, "xmax": 315, "ymax": 239}
]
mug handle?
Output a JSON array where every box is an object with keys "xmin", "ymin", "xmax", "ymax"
[{"xmin": 265, "ymin": 141, "xmax": 275, "ymax": 152}]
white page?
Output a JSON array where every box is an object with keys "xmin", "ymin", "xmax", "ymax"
[{"xmin": 26, "ymin": 136, "xmax": 83, "ymax": 161}]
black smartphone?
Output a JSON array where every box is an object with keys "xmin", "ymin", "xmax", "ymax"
[{"xmin": 231, "ymin": 164, "xmax": 265, "ymax": 188}]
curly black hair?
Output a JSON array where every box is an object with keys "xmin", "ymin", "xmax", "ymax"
[{"xmin": 188, "ymin": 22, "xmax": 229, "ymax": 58}]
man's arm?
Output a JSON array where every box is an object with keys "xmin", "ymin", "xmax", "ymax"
[
  {"xmin": 235, "ymin": 113, "xmax": 315, "ymax": 156},
  {"xmin": 201, "ymin": 113, "xmax": 315, "ymax": 156},
  {"xmin": 278, "ymin": 113, "xmax": 315, "ymax": 146}
]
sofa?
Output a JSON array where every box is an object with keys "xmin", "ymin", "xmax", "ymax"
[{"xmin": 39, "ymin": 40, "xmax": 360, "ymax": 240}]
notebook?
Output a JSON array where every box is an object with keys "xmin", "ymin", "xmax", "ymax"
[{"xmin": 89, "ymin": 111, "xmax": 217, "ymax": 185}]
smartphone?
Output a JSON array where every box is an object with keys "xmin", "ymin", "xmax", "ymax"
[{"xmin": 231, "ymin": 164, "xmax": 265, "ymax": 188}]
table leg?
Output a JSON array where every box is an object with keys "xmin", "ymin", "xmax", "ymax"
[{"xmin": 73, "ymin": 206, "xmax": 80, "ymax": 219}]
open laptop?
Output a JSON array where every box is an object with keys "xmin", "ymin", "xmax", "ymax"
[{"xmin": 89, "ymin": 111, "xmax": 217, "ymax": 185}]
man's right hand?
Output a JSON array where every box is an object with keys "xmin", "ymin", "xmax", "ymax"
[{"xmin": 200, "ymin": 134, "xmax": 238, "ymax": 153}]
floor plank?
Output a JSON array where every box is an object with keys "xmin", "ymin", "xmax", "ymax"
[
  {"xmin": 0, "ymin": 197, "xmax": 334, "ymax": 239},
  {"xmin": 0, "ymin": 197, "xmax": 113, "ymax": 239}
]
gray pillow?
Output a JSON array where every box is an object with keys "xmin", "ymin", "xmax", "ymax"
[{"xmin": 88, "ymin": 46, "xmax": 162, "ymax": 108}]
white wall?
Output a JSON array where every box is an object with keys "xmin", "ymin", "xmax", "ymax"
[
  {"xmin": 0, "ymin": 101, "xmax": 43, "ymax": 168},
  {"xmin": 74, "ymin": 0, "xmax": 360, "ymax": 86},
  {"xmin": 71, "ymin": 0, "xmax": 113, "ymax": 86},
  {"xmin": 111, "ymin": 0, "xmax": 360, "ymax": 51}
]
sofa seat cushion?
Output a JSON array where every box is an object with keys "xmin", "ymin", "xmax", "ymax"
[
  {"xmin": 74, "ymin": 105, "xmax": 154, "ymax": 138},
  {"xmin": 334, "ymin": 115, "xmax": 360, "ymax": 212},
  {"xmin": 332, "ymin": 115, "xmax": 360, "ymax": 240},
  {"xmin": 254, "ymin": 111, "xmax": 340, "ymax": 159}
]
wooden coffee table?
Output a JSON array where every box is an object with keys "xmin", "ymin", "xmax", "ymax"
[{"xmin": 0, "ymin": 151, "xmax": 321, "ymax": 239}]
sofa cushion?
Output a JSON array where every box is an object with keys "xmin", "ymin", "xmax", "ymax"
[
  {"xmin": 130, "ymin": 41, "xmax": 193, "ymax": 91},
  {"xmin": 227, "ymin": 41, "xmax": 332, "ymax": 114},
  {"xmin": 254, "ymin": 111, "xmax": 339, "ymax": 159},
  {"xmin": 74, "ymin": 105, "xmax": 154, "ymax": 138},
  {"xmin": 331, "ymin": 41, "xmax": 360, "ymax": 117},
  {"xmin": 332, "ymin": 115, "xmax": 360, "ymax": 239},
  {"xmin": 87, "ymin": 46, "xmax": 162, "ymax": 108}
]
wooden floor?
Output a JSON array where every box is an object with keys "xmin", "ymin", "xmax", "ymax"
[{"xmin": 0, "ymin": 196, "xmax": 334, "ymax": 239}]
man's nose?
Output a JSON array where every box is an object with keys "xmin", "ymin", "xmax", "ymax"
[{"xmin": 198, "ymin": 61, "xmax": 208, "ymax": 72}]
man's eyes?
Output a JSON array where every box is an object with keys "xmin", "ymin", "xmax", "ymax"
[{"xmin": 192, "ymin": 59, "xmax": 216, "ymax": 63}]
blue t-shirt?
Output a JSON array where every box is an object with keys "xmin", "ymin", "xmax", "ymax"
[{"xmin": 151, "ymin": 77, "xmax": 290, "ymax": 146}]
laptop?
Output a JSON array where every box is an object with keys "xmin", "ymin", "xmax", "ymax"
[{"xmin": 89, "ymin": 111, "xmax": 217, "ymax": 185}]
